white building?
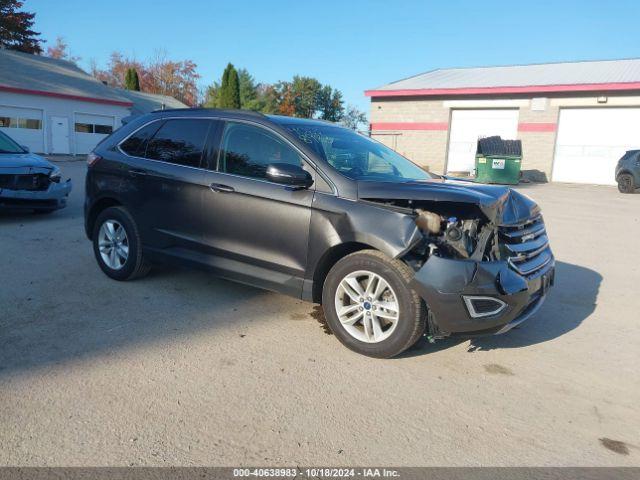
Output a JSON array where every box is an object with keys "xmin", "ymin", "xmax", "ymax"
[
  {"xmin": 0, "ymin": 49, "xmax": 187, "ymax": 155},
  {"xmin": 367, "ymin": 58, "xmax": 640, "ymax": 185}
]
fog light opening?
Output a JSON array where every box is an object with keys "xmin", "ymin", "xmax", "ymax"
[{"xmin": 463, "ymin": 296, "xmax": 507, "ymax": 318}]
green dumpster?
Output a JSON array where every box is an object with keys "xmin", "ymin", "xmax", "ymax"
[
  {"xmin": 475, "ymin": 154, "xmax": 522, "ymax": 184},
  {"xmin": 474, "ymin": 136, "xmax": 522, "ymax": 185}
]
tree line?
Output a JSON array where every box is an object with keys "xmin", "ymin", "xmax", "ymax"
[
  {"xmin": 203, "ymin": 63, "xmax": 367, "ymax": 129},
  {"xmin": 0, "ymin": 0, "xmax": 367, "ymax": 128}
]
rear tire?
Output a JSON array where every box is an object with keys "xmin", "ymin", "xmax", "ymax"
[
  {"xmin": 92, "ymin": 206, "xmax": 151, "ymax": 281},
  {"xmin": 322, "ymin": 249, "xmax": 426, "ymax": 358},
  {"xmin": 617, "ymin": 173, "xmax": 636, "ymax": 194}
]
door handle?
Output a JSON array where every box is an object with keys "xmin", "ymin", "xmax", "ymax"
[
  {"xmin": 209, "ymin": 183, "xmax": 235, "ymax": 193},
  {"xmin": 129, "ymin": 168, "xmax": 148, "ymax": 177}
]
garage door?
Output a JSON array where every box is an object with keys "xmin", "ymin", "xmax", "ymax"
[
  {"xmin": 553, "ymin": 108, "xmax": 640, "ymax": 185},
  {"xmin": 74, "ymin": 113, "xmax": 115, "ymax": 155},
  {"xmin": 446, "ymin": 109, "xmax": 519, "ymax": 173},
  {"xmin": 0, "ymin": 106, "xmax": 44, "ymax": 152}
]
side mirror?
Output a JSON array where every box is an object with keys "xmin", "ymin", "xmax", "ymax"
[
  {"xmin": 266, "ymin": 163, "xmax": 314, "ymax": 189},
  {"xmin": 20, "ymin": 145, "xmax": 30, "ymax": 153}
]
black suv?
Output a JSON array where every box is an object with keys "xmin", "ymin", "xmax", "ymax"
[
  {"xmin": 85, "ymin": 109, "xmax": 554, "ymax": 358},
  {"xmin": 616, "ymin": 150, "xmax": 640, "ymax": 193}
]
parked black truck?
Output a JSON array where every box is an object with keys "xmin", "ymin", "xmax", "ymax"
[{"xmin": 84, "ymin": 109, "xmax": 554, "ymax": 358}]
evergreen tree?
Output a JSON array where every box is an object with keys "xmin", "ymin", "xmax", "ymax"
[
  {"xmin": 217, "ymin": 63, "xmax": 241, "ymax": 109},
  {"xmin": 124, "ymin": 67, "xmax": 141, "ymax": 91},
  {"xmin": 0, "ymin": 0, "xmax": 43, "ymax": 54},
  {"xmin": 237, "ymin": 68, "xmax": 259, "ymax": 110}
]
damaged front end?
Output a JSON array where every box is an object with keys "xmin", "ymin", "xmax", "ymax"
[
  {"xmin": 0, "ymin": 165, "xmax": 72, "ymax": 211},
  {"xmin": 364, "ymin": 187, "xmax": 555, "ymax": 339}
]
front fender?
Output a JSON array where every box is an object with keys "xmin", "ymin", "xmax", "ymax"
[{"xmin": 305, "ymin": 193, "xmax": 423, "ymax": 285}]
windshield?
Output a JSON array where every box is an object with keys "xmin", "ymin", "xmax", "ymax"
[
  {"xmin": 0, "ymin": 131, "xmax": 26, "ymax": 154},
  {"xmin": 282, "ymin": 123, "xmax": 434, "ymax": 182}
]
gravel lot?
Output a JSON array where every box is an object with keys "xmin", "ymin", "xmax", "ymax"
[{"xmin": 0, "ymin": 158, "xmax": 638, "ymax": 466}]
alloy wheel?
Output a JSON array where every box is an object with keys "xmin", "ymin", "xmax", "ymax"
[
  {"xmin": 98, "ymin": 219, "xmax": 129, "ymax": 270},
  {"xmin": 334, "ymin": 270, "xmax": 400, "ymax": 343}
]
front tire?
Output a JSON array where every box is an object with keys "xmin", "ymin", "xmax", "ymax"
[
  {"xmin": 322, "ymin": 250, "xmax": 426, "ymax": 358},
  {"xmin": 617, "ymin": 173, "xmax": 636, "ymax": 194},
  {"xmin": 92, "ymin": 206, "xmax": 151, "ymax": 281}
]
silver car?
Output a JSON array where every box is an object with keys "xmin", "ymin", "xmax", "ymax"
[{"xmin": 0, "ymin": 130, "xmax": 72, "ymax": 213}]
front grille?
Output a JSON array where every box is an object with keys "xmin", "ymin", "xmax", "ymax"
[
  {"xmin": 499, "ymin": 214, "xmax": 552, "ymax": 277},
  {"xmin": 0, "ymin": 174, "xmax": 50, "ymax": 191}
]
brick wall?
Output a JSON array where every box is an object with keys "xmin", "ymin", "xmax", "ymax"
[
  {"xmin": 516, "ymin": 99, "xmax": 559, "ymax": 181},
  {"xmin": 370, "ymin": 98, "xmax": 449, "ymax": 173}
]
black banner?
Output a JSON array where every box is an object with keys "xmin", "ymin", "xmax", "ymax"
[{"xmin": 0, "ymin": 468, "xmax": 637, "ymax": 480}]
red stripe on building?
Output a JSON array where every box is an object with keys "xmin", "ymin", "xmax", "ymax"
[
  {"xmin": 370, "ymin": 121, "xmax": 448, "ymax": 131},
  {"xmin": 0, "ymin": 85, "xmax": 134, "ymax": 107},
  {"xmin": 518, "ymin": 122, "xmax": 557, "ymax": 132},
  {"xmin": 365, "ymin": 81, "xmax": 640, "ymax": 98}
]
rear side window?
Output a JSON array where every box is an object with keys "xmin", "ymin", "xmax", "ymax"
[
  {"xmin": 145, "ymin": 119, "xmax": 211, "ymax": 168},
  {"xmin": 120, "ymin": 121, "xmax": 162, "ymax": 157},
  {"xmin": 220, "ymin": 122, "xmax": 303, "ymax": 179}
]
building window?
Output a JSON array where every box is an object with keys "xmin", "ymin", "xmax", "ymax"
[
  {"xmin": 24, "ymin": 119, "xmax": 42, "ymax": 129},
  {"xmin": 75, "ymin": 123, "xmax": 113, "ymax": 134},
  {"xmin": 94, "ymin": 124, "xmax": 113, "ymax": 134},
  {"xmin": 0, "ymin": 116, "xmax": 41, "ymax": 129},
  {"xmin": 75, "ymin": 123, "xmax": 93, "ymax": 133}
]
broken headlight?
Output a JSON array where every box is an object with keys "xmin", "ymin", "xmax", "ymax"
[
  {"xmin": 442, "ymin": 217, "xmax": 479, "ymax": 258},
  {"xmin": 415, "ymin": 209, "xmax": 484, "ymax": 260},
  {"xmin": 49, "ymin": 166, "xmax": 62, "ymax": 183}
]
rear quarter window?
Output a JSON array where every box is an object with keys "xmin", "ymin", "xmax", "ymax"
[
  {"xmin": 145, "ymin": 119, "xmax": 211, "ymax": 168},
  {"xmin": 120, "ymin": 121, "xmax": 163, "ymax": 157}
]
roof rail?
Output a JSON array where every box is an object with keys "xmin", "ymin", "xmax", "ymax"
[{"xmin": 151, "ymin": 107, "xmax": 266, "ymax": 117}]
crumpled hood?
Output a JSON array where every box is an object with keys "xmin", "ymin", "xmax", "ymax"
[
  {"xmin": 357, "ymin": 177, "xmax": 540, "ymax": 226},
  {"xmin": 0, "ymin": 152, "xmax": 54, "ymax": 170}
]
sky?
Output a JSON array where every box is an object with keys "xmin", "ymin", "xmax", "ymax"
[{"xmin": 28, "ymin": 0, "xmax": 640, "ymax": 112}]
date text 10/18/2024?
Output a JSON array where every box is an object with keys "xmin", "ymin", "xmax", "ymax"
[{"xmin": 233, "ymin": 468, "xmax": 400, "ymax": 478}]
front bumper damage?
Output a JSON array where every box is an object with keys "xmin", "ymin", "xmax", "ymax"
[
  {"xmin": 410, "ymin": 255, "xmax": 555, "ymax": 337},
  {"xmin": 0, "ymin": 178, "xmax": 72, "ymax": 211},
  {"xmin": 358, "ymin": 180, "xmax": 556, "ymax": 339}
]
